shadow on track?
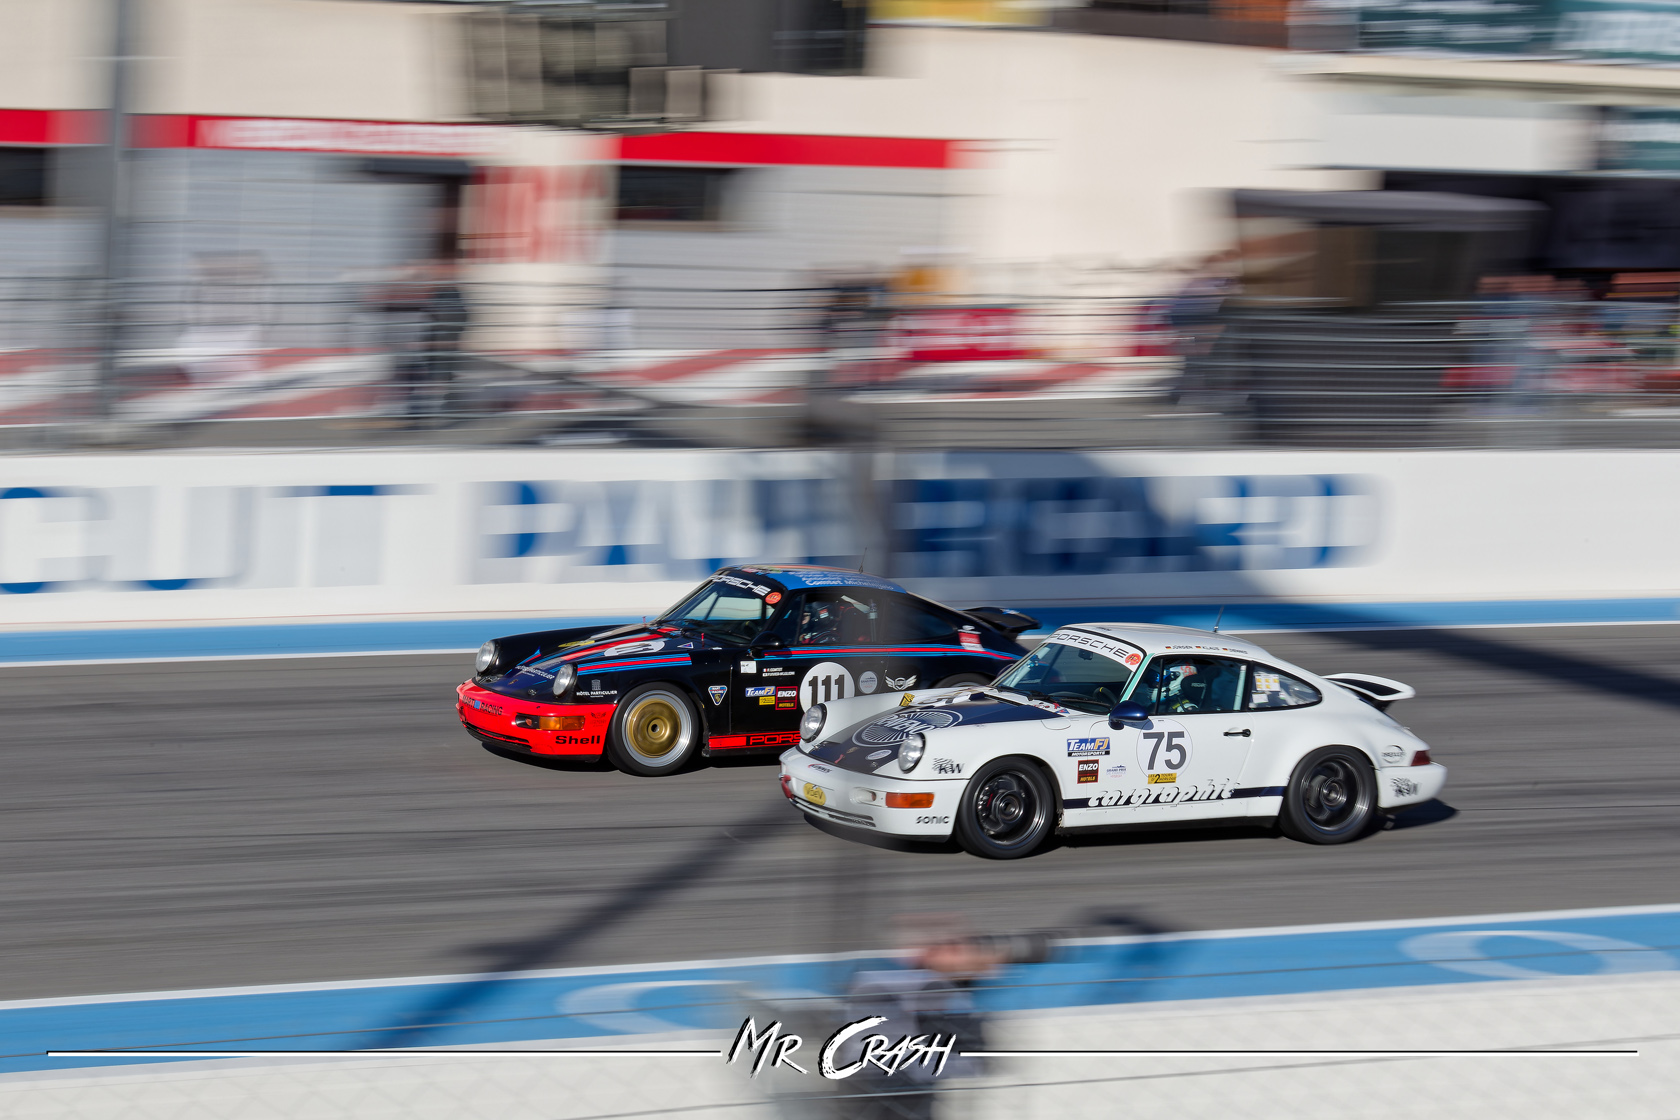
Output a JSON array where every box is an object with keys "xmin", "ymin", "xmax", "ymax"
[{"xmin": 371, "ymin": 798, "xmax": 801, "ymax": 1048}]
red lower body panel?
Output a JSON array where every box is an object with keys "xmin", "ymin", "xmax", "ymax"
[{"xmin": 456, "ymin": 681, "xmax": 615, "ymax": 756}]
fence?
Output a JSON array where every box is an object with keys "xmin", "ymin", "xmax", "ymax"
[{"xmin": 5, "ymin": 281, "xmax": 1680, "ymax": 451}]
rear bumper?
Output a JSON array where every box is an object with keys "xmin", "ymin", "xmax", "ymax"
[
  {"xmin": 1377, "ymin": 762, "xmax": 1447, "ymax": 809},
  {"xmin": 457, "ymin": 681, "xmax": 613, "ymax": 757},
  {"xmin": 778, "ymin": 747, "xmax": 965, "ymax": 839}
]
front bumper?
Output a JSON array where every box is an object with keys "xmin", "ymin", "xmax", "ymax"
[
  {"xmin": 778, "ymin": 747, "xmax": 965, "ymax": 838},
  {"xmin": 457, "ymin": 681, "xmax": 615, "ymax": 757},
  {"xmin": 1377, "ymin": 762, "xmax": 1448, "ymax": 809}
]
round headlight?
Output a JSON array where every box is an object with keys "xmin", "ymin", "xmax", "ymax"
[
  {"xmin": 551, "ymin": 663, "xmax": 576, "ymax": 698},
  {"xmin": 898, "ymin": 732, "xmax": 926, "ymax": 773},
  {"xmin": 800, "ymin": 704, "xmax": 827, "ymax": 743},
  {"xmin": 475, "ymin": 641, "xmax": 498, "ymax": 674}
]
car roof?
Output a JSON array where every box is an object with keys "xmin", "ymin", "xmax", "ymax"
[
  {"xmin": 1053, "ymin": 622, "xmax": 1271, "ymax": 659},
  {"xmin": 723, "ymin": 565, "xmax": 907, "ymax": 594}
]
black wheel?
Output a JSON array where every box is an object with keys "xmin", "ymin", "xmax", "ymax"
[
  {"xmin": 607, "ymin": 684, "xmax": 702, "ymax": 776},
  {"xmin": 936, "ymin": 672, "xmax": 992, "ymax": 689},
  {"xmin": 953, "ymin": 757, "xmax": 1054, "ymax": 859},
  {"xmin": 1278, "ymin": 746, "xmax": 1377, "ymax": 844}
]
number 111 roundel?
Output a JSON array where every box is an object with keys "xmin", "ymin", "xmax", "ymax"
[{"xmin": 455, "ymin": 565, "xmax": 1036, "ymax": 776}]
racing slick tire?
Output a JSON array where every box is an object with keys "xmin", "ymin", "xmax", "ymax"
[
  {"xmin": 607, "ymin": 684, "xmax": 701, "ymax": 777},
  {"xmin": 1278, "ymin": 746, "xmax": 1378, "ymax": 845},
  {"xmin": 935, "ymin": 672, "xmax": 993, "ymax": 689},
  {"xmin": 954, "ymin": 757, "xmax": 1054, "ymax": 860}
]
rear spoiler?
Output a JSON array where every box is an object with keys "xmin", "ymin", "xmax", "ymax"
[
  {"xmin": 963, "ymin": 607, "xmax": 1041, "ymax": 639},
  {"xmin": 1323, "ymin": 673, "xmax": 1416, "ymax": 712}
]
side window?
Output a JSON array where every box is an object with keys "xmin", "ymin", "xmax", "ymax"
[
  {"xmin": 879, "ymin": 594, "xmax": 962, "ymax": 643},
  {"xmin": 775, "ymin": 591, "xmax": 881, "ymax": 646},
  {"xmin": 1246, "ymin": 664, "xmax": 1322, "ymax": 711},
  {"xmin": 1134, "ymin": 656, "xmax": 1247, "ymax": 715}
]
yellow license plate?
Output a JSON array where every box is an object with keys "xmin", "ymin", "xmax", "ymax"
[{"xmin": 802, "ymin": 782, "xmax": 827, "ymax": 806}]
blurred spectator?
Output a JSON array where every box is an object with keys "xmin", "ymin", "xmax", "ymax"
[
  {"xmin": 377, "ymin": 258, "xmax": 469, "ymax": 425},
  {"xmin": 831, "ymin": 919, "xmax": 1012, "ymax": 1120},
  {"xmin": 1166, "ymin": 249, "xmax": 1238, "ymax": 405},
  {"xmin": 176, "ymin": 251, "xmax": 271, "ymax": 383}
]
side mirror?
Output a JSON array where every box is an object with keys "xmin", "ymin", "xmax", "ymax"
[
  {"xmin": 750, "ymin": 633, "xmax": 786, "ymax": 652},
  {"xmin": 1107, "ymin": 700, "xmax": 1149, "ymax": 729}
]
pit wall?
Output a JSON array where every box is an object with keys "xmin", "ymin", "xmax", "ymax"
[{"xmin": 0, "ymin": 449, "xmax": 1676, "ymax": 655}]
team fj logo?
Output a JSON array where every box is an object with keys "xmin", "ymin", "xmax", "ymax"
[
  {"xmin": 728, "ymin": 1017, "xmax": 956, "ymax": 1080},
  {"xmin": 709, "ymin": 685, "xmax": 728, "ymax": 706}
]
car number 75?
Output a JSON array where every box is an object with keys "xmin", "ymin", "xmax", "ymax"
[{"xmin": 1142, "ymin": 730, "xmax": 1187, "ymax": 770}]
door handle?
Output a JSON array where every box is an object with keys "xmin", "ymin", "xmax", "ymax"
[{"xmin": 1224, "ymin": 728, "xmax": 1251, "ymax": 737}]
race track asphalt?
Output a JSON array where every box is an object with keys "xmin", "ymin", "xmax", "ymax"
[{"xmin": 3, "ymin": 624, "xmax": 1678, "ymax": 1002}]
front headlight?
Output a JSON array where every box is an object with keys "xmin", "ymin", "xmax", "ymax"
[
  {"xmin": 898, "ymin": 732, "xmax": 925, "ymax": 773},
  {"xmin": 800, "ymin": 704, "xmax": 827, "ymax": 743},
  {"xmin": 551, "ymin": 663, "xmax": 577, "ymax": 698},
  {"xmin": 475, "ymin": 641, "xmax": 498, "ymax": 674}
]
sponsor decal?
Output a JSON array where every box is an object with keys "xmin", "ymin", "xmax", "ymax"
[
  {"xmin": 1077, "ymin": 759, "xmax": 1099, "ymax": 784},
  {"xmin": 745, "ymin": 686, "xmax": 775, "ymax": 698},
  {"xmin": 1047, "ymin": 628, "xmax": 1144, "ymax": 665},
  {"xmin": 553, "ymin": 733, "xmax": 600, "ymax": 746},
  {"xmin": 800, "ymin": 662, "xmax": 856, "ymax": 710},
  {"xmin": 854, "ymin": 709, "xmax": 961, "ymax": 746},
  {"xmin": 1066, "ymin": 736, "xmax": 1110, "ymax": 757},
  {"xmin": 1381, "ymin": 745, "xmax": 1406, "ymax": 765},
  {"xmin": 765, "ymin": 591, "xmax": 782, "ymax": 605},
  {"xmin": 709, "ymin": 685, "xmax": 728, "ymax": 706},
  {"xmin": 1254, "ymin": 672, "xmax": 1281, "ymax": 692},
  {"xmin": 1124, "ymin": 652, "xmax": 1142, "ymax": 667},
  {"xmin": 809, "ymin": 764, "xmax": 832, "ymax": 774},
  {"xmin": 802, "ymin": 782, "xmax": 827, "ymax": 806},
  {"xmin": 887, "ymin": 675, "xmax": 916, "ymax": 691},
  {"xmin": 578, "ymin": 687, "xmax": 618, "ymax": 700},
  {"xmin": 1165, "ymin": 644, "xmax": 1246, "ymax": 653},
  {"xmin": 710, "ymin": 731, "xmax": 802, "ymax": 749},
  {"xmin": 470, "ymin": 699, "xmax": 504, "ymax": 715},
  {"xmin": 1105, "ymin": 763, "xmax": 1127, "ymax": 775},
  {"xmin": 760, "ymin": 698, "xmax": 776, "ymax": 705},
  {"xmin": 915, "ymin": 815, "xmax": 950, "ymax": 825},
  {"xmin": 715, "ymin": 574, "xmax": 774, "ymax": 597},
  {"xmin": 740, "ymin": 661, "xmax": 757, "ymax": 674},
  {"xmin": 931, "ymin": 758, "xmax": 962, "ymax": 775},
  {"xmin": 858, "ymin": 671, "xmax": 879, "ymax": 695},
  {"xmin": 764, "ymin": 668, "xmax": 795, "ymax": 678},
  {"xmin": 1391, "ymin": 776, "xmax": 1420, "ymax": 797},
  {"xmin": 1148, "ymin": 772, "xmax": 1177, "ymax": 784},
  {"xmin": 867, "ymin": 749, "xmax": 894, "ymax": 760},
  {"xmin": 777, "ymin": 687, "xmax": 799, "ymax": 710},
  {"xmin": 899, "ymin": 693, "xmax": 916, "ymax": 707},
  {"xmin": 1087, "ymin": 777, "xmax": 1236, "ymax": 808},
  {"xmin": 1136, "ymin": 718, "xmax": 1193, "ymax": 775},
  {"xmin": 959, "ymin": 632, "xmax": 984, "ymax": 652}
]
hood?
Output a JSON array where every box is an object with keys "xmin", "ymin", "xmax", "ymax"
[
  {"xmin": 808, "ymin": 691, "xmax": 1062, "ymax": 774},
  {"xmin": 486, "ymin": 624, "xmax": 712, "ymax": 697}
]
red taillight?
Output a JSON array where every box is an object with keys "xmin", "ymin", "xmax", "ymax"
[
  {"xmin": 885, "ymin": 792, "xmax": 935, "ymax": 809},
  {"xmin": 1411, "ymin": 750, "xmax": 1432, "ymax": 766},
  {"xmin": 779, "ymin": 774, "xmax": 795, "ymax": 800}
]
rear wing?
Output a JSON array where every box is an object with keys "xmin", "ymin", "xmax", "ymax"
[
  {"xmin": 1322, "ymin": 673, "xmax": 1416, "ymax": 712},
  {"xmin": 963, "ymin": 607, "xmax": 1041, "ymax": 639}
]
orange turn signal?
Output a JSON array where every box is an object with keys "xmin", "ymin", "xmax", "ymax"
[
  {"xmin": 884, "ymin": 792, "xmax": 935, "ymax": 809},
  {"xmin": 516, "ymin": 714, "xmax": 587, "ymax": 731}
]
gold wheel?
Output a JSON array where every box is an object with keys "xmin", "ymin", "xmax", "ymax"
[
  {"xmin": 611, "ymin": 686, "xmax": 698, "ymax": 774},
  {"xmin": 626, "ymin": 697, "xmax": 682, "ymax": 758}
]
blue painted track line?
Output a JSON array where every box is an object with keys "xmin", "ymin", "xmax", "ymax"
[
  {"xmin": 8, "ymin": 904, "xmax": 1677, "ymax": 1076},
  {"xmin": 3, "ymin": 598, "xmax": 1679, "ymax": 665}
]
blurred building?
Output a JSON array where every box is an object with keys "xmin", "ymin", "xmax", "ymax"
[{"xmin": 7, "ymin": 0, "xmax": 1680, "ymax": 356}]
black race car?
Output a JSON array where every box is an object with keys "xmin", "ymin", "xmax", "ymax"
[{"xmin": 457, "ymin": 565, "xmax": 1037, "ymax": 775}]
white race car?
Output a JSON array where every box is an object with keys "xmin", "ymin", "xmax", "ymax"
[{"xmin": 779, "ymin": 622, "xmax": 1446, "ymax": 859}]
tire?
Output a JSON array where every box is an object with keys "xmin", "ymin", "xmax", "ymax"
[
  {"xmin": 953, "ymin": 757, "xmax": 1055, "ymax": 859},
  {"xmin": 607, "ymin": 684, "xmax": 702, "ymax": 776},
  {"xmin": 936, "ymin": 672, "xmax": 993, "ymax": 689},
  {"xmin": 1278, "ymin": 746, "xmax": 1377, "ymax": 844}
]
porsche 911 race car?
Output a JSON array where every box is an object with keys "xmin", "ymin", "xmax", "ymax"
[
  {"xmin": 779, "ymin": 622, "xmax": 1447, "ymax": 858},
  {"xmin": 457, "ymin": 565, "xmax": 1035, "ymax": 775}
]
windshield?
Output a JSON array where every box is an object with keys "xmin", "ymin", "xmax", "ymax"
[
  {"xmin": 657, "ymin": 578, "xmax": 779, "ymax": 644},
  {"xmin": 993, "ymin": 635, "xmax": 1140, "ymax": 715}
]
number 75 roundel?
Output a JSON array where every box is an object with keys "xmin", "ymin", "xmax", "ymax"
[{"xmin": 1137, "ymin": 718, "xmax": 1193, "ymax": 775}]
